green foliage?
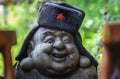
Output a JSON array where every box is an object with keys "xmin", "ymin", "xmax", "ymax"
[
  {"xmin": 0, "ymin": 0, "xmax": 41, "ymax": 76},
  {"xmin": 0, "ymin": 0, "xmax": 120, "ymax": 76}
]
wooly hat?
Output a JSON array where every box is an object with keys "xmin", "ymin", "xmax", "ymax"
[
  {"xmin": 38, "ymin": 2, "xmax": 85, "ymax": 35},
  {"xmin": 16, "ymin": 2, "xmax": 98, "ymax": 67}
]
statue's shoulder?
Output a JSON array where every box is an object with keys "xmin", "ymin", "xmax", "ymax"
[
  {"xmin": 15, "ymin": 68, "xmax": 40, "ymax": 79},
  {"xmin": 79, "ymin": 65, "xmax": 98, "ymax": 79},
  {"xmin": 15, "ymin": 67, "xmax": 25, "ymax": 79}
]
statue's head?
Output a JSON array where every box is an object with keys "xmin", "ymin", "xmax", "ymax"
[
  {"xmin": 29, "ymin": 27, "xmax": 80, "ymax": 76},
  {"xmin": 16, "ymin": 2, "xmax": 98, "ymax": 76}
]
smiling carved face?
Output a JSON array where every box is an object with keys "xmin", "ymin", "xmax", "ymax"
[{"xmin": 30, "ymin": 27, "xmax": 80, "ymax": 76}]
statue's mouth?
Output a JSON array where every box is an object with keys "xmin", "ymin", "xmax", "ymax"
[
  {"xmin": 51, "ymin": 50, "xmax": 67, "ymax": 62},
  {"xmin": 51, "ymin": 54, "xmax": 66, "ymax": 62}
]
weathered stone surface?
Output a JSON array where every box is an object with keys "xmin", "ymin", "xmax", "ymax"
[{"xmin": 15, "ymin": 27, "xmax": 97, "ymax": 79}]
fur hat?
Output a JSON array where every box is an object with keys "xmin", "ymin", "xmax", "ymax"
[{"xmin": 38, "ymin": 2, "xmax": 85, "ymax": 35}]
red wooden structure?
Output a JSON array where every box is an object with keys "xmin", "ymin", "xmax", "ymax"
[
  {"xmin": 101, "ymin": 23, "xmax": 120, "ymax": 79},
  {"xmin": 0, "ymin": 31, "xmax": 17, "ymax": 79}
]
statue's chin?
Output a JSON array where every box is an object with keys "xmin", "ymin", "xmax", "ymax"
[
  {"xmin": 47, "ymin": 68, "xmax": 71, "ymax": 76},
  {"xmin": 39, "ymin": 68, "xmax": 72, "ymax": 76},
  {"xmin": 47, "ymin": 61, "xmax": 73, "ymax": 75},
  {"xmin": 37, "ymin": 64, "xmax": 77, "ymax": 76}
]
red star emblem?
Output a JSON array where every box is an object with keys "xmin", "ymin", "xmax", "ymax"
[{"xmin": 57, "ymin": 13, "xmax": 64, "ymax": 21}]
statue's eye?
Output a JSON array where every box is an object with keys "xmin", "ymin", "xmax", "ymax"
[
  {"xmin": 63, "ymin": 37, "xmax": 72, "ymax": 44},
  {"xmin": 47, "ymin": 39, "xmax": 54, "ymax": 43},
  {"xmin": 44, "ymin": 36, "xmax": 54, "ymax": 43},
  {"xmin": 64, "ymin": 39, "xmax": 70, "ymax": 43},
  {"xmin": 62, "ymin": 35, "xmax": 73, "ymax": 44}
]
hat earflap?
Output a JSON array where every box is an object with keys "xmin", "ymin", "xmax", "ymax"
[{"xmin": 74, "ymin": 32, "xmax": 98, "ymax": 68}]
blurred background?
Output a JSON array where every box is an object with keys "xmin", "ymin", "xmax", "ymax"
[{"xmin": 0, "ymin": 0, "xmax": 120, "ymax": 77}]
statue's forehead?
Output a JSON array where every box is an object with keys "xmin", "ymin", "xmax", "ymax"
[
  {"xmin": 36, "ymin": 27, "xmax": 57, "ymax": 33},
  {"xmin": 35, "ymin": 27, "xmax": 71, "ymax": 35},
  {"xmin": 32, "ymin": 27, "xmax": 73, "ymax": 43}
]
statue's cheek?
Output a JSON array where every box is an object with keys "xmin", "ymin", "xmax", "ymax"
[
  {"xmin": 65, "ymin": 44, "xmax": 74, "ymax": 53},
  {"xmin": 31, "ymin": 43, "xmax": 54, "ymax": 65},
  {"xmin": 65, "ymin": 45, "xmax": 80, "ymax": 66},
  {"xmin": 79, "ymin": 56, "xmax": 91, "ymax": 68},
  {"xmin": 31, "ymin": 43, "xmax": 53, "ymax": 55},
  {"xmin": 65, "ymin": 44, "xmax": 79, "ymax": 55},
  {"xmin": 20, "ymin": 57, "xmax": 34, "ymax": 72},
  {"xmin": 31, "ymin": 47, "xmax": 52, "ymax": 70}
]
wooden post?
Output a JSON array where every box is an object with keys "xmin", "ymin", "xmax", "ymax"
[
  {"xmin": 0, "ymin": 31, "xmax": 17, "ymax": 79},
  {"xmin": 101, "ymin": 23, "xmax": 120, "ymax": 79}
]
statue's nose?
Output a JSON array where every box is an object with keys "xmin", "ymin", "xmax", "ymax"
[{"xmin": 53, "ymin": 39, "xmax": 65, "ymax": 50}]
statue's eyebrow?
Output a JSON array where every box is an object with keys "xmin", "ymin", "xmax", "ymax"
[
  {"xmin": 43, "ymin": 31, "xmax": 55, "ymax": 36},
  {"xmin": 61, "ymin": 31, "xmax": 73, "ymax": 38}
]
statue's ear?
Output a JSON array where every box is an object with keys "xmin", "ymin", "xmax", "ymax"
[{"xmin": 27, "ymin": 41, "xmax": 34, "ymax": 56}]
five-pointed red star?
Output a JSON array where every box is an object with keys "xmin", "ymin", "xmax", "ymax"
[{"xmin": 57, "ymin": 13, "xmax": 64, "ymax": 21}]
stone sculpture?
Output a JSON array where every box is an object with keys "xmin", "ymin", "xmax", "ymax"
[{"xmin": 15, "ymin": 2, "xmax": 98, "ymax": 79}]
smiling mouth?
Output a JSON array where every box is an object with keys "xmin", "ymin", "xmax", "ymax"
[{"xmin": 51, "ymin": 53, "xmax": 67, "ymax": 62}]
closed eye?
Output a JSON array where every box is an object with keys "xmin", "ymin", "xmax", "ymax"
[
  {"xmin": 62, "ymin": 36, "xmax": 73, "ymax": 43},
  {"xmin": 63, "ymin": 39, "xmax": 71, "ymax": 43},
  {"xmin": 46, "ymin": 39, "xmax": 54, "ymax": 43},
  {"xmin": 44, "ymin": 36, "xmax": 55, "ymax": 43}
]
